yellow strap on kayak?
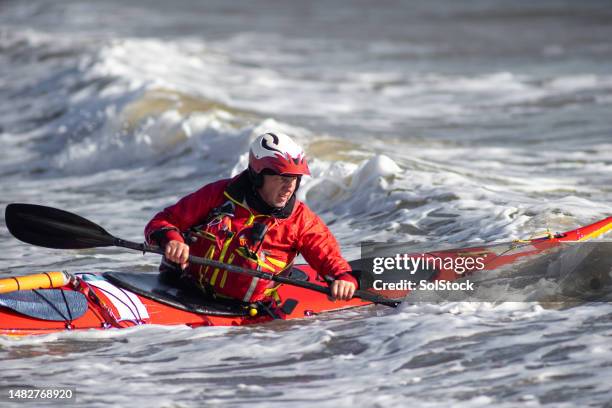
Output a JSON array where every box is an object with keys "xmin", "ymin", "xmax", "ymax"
[
  {"xmin": 579, "ymin": 221, "xmax": 612, "ymax": 241},
  {"xmin": 263, "ymin": 285, "xmax": 282, "ymax": 304},
  {"xmin": 0, "ymin": 271, "xmax": 69, "ymax": 294},
  {"xmin": 513, "ymin": 229, "xmax": 554, "ymax": 244}
]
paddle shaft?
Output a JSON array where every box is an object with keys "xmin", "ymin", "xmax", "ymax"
[{"xmin": 115, "ymin": 238, "xmax": 399, "ymax": 307}]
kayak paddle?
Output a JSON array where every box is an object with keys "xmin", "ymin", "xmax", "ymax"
[{"xmin": 5, "ymin": 203, "xmax": 400, "ymax": 307}]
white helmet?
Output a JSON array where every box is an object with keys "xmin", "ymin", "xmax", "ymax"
[{"xmin": 248, "ymin": 132, "xmax": 310, "ymax": 176}]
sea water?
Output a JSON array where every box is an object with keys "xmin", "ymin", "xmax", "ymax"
[{"xmin": 1, "ymin": 1, "xmax": 611, "ymax": 406}]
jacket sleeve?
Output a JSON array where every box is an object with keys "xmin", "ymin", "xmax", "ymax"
[
  {"xmin": 296, "ymin": 207, "xmax": 358, "ymax": 288},
  {"xmin": 144, "ymin": 181, "xmax": 225, "ymax": 247}
]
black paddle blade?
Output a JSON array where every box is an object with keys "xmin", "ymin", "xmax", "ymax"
[{"xmin": 5, "ymin": 203, "xmax": 116, "ymax": 249}]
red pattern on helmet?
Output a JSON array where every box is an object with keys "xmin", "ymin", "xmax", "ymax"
[
  {"xmin": 248, "ymin": 151, "xmax": 310, "ymax": 176},
  {"xmin": 249, "ymin": 133, "xmax": 310, "ymax": 176}
]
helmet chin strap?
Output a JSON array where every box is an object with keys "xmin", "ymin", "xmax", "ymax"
[
  {"xmin": 247, "ymin": 166, "xmax": 265, "ymax": 188},
  {"xmin": 292, "ymin": 176, "xmax": 302, "ymax": 193}
]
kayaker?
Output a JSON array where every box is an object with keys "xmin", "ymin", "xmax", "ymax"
[{"xmin": 144, "ymin": 132, "xmax": 357, "ymax": 303}]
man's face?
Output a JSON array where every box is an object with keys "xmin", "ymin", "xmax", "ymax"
[{"xmin": 258, "ymin": 174, "xmax": 298, "ymax": 208}]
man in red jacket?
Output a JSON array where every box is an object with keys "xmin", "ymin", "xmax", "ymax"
[{"xmin": 145, "ymin": 132, "xmax": 357, "ymax": 303}]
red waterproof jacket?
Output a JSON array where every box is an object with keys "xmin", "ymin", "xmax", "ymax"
[{"xmin": 145, "ymin": 172, "xmax": 357, "ymax": 302}]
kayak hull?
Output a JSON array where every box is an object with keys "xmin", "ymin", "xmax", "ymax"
[
  {"xmin": 0, "ymin": 266, "xmax": 372, "ymax": 336},
  {"xmin": 1, "ymin": 216, "xmax": 611, "ymax": 336}
]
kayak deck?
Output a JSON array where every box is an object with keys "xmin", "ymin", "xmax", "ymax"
[{"xmin": 0, "ymin": 265, "xmax": 371, "ymax": 336}]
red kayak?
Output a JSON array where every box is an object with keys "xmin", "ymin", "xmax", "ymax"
[{"xmin": 1, "ymin": 216, "xmax": 610, "ymax": 336}]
